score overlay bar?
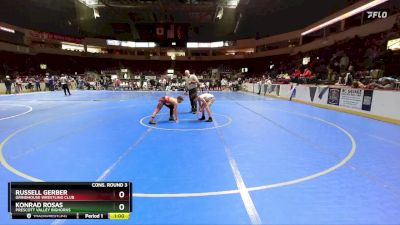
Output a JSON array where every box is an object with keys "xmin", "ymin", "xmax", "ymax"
[{"xmin": 9, "ymin": 182, "xmax": 132, "ymax": 220}]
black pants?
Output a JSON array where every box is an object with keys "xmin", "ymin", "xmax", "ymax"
[
  {"xmin": 188, "ymin": 88, "xmax": 198, "ymax": 112},
  {"xmin": 35, "ymin": 83, "xmax": 41, "ymax": 91},
  {"xmin": 62, "ymin": 84, "xmax": 71, "ymax": 95},
  {"xmin": 164, "ymin": 104, "xmax": 174, "ymax": 118},
  {"xmin": 5, "ymin": 85, "xmax": 11, "ymax": 94}
]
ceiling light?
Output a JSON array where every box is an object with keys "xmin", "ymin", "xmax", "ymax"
[{"xmin": 301, "ymin": 0, "xmax": 389, "ymax": 36}]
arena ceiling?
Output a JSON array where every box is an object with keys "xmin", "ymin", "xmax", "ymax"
[{"xmin": 0, "ymin": 0, "xmax": 360, "ymax": 41}]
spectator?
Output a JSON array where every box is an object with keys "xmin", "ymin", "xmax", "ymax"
[
  {"xmin": 303, "ymin": 67, "xmax": 312, "ymax": 77},
  {"xmin": 328, "ymin": 55, "xmax": 340, "ymax": 82},
  {"xmin": 26, "ymin": 77, "xmax": 34, "ymax": 91},
  {"xmin": 257, "ymin": 80, "xmax": 262, "ymax": 95},
  {"xmin": 364, "ymin": 45, "xmax": 379, "ymax": 69},
  {"xmin": 15, "ymin": 76, "xmax": 22, "ymax": 93},
  {"xmin": 114, "ymin": 78, "xmax": 121, "ymax": 90},
  {"xmin": 44, "ymin": 76, "xmax": 49, "ymax": 91},
  {"xmin": 340, "ymin": 53, "xmax": 350, "ymax": 72},
  {"xmin": 368, "ymin": 77, "xmax": 397, "ymax": 89},
  {"xmin": 352, "ymin": 80, "xmax": 366, "ymax": 89},
  {"xmin": 4, "ymin": 76, "xmax": 12, "ymax": 94},
  {"xmin": 49, "ymin": 76, "xmax": 54, "ymax": 91},
  {"xmin": 35, "ymin": 76, "xmax": 41, "ymax": 91}
]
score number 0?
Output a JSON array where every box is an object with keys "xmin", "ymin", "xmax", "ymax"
[{"xmin": 118, "ymin": 191, "xmax": 126, "ymax": 211}]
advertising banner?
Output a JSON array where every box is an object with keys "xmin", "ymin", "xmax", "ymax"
[
  {"xmin": 362, "ymin": 90, "xmax": 374, "ymax": 111},
  {"xmin": 327, "ymin": 88, "xmax": 341, "ymax": 105},
  {"xmin": 339, "ymin": 88, "xmax": 363, "ymax": 109}
]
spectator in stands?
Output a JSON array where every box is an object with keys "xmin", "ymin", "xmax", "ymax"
[
  {"xmin": 142, "ymin": 80, "xmax": 148, "ymax": 90},
  {"xmin": 257, "ymin": 79, "xmax": 262, "ymax": 95},
  {"xmin": 291, "ymin": 66, "xmax": 301, "ymax": 83},
  {"xmin": 114, "ymin": 78, "xmax": 121, "ymax": 90},
  {"xmin": 364, "ymin": 45, "xmax": 379, "ymax": 69},
  {"xmin": 15, "ymin": 76, "xmax": 22, "ymax": 93},
  {"xmin": 303, "ymin": 67, "xmax": 312, "ymax": 77},
  {"xmin": 162, "ymin": 78, "xmax": 167, "ymax": 90},
  {"xmin": 368, "ymin": 77, "xmax": 398, "ymax": 89},
  {"xmin": 44, "ymin": 76, "xmax": 50, "ymax": 91},
  {"xmin": 348, "ymin": 63, "xmax": 354, "ymax": 73},
  {"xmin": 4, "ymin": 76, "xmax": 12, "ymax": 94},
  {"xmin": 343, "ymin": 72, "xmax": 353, "ymax": 86},
  {"xmin": 263, "ymin": 77, "xmax": 272, "ymax": 95},
  {"xmin": 328, "ymin": 55, "xmax": 340, "ymax": 82},
  {"xmin": 35, "ymin": 76, "xmax": 41, "ymax": 92},
  {"xmin": 209, "ymin": 80, "xmax": 215, "ymax": 91},
  {"xmin": 77, "ymin": 76, "xmax": 84, "ymax": 90},
  {"xmin": 352, "ymin": 80, "xmax": 366, "ymax": 89},
  {"xmin": 26, "ymin": 78, "xmax": 34, "ymax": 91},
  {"xmin": 313, "ymin": 59, "xmax": 327, "ymax": 82},
  {"xmin": 218, "ymin": 79, "xmax": 223, "ymax": 91},
  {"xmin": 304, "ymin": 67, "xmax": 314, "ymax": 82},
  {"xmin": 221, "ymin": 78, "xmax": 228, "ymax": 90},
  {"xmin": 232, "ymin": 79, "xmax": 239, "ymax": 91},
  {"xmin": 340, "ymin": 53, "xmax": 349, "ymax": 72},
  {"xmin": 49, "ymin": 76, "xmax": 54, "ymax": 91},
  {"xmin": 69, "ymin": 77, "xmax": 76, "ymax": 90}
]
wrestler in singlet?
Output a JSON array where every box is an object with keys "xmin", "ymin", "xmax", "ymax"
[
  {"xmin": 197, "ymin": 93, "xmax": 215, "ymax": 122},
  {"xmin": 157, "ymin": 96, "xmax": 173, "ymax": 109},
  {"xmin": 156, "ymin": 96, "xmax": 175, "ymax": 119},
  {"xmin": 149, "ymin": 95, "xmax": 184, "ymax": 124}
]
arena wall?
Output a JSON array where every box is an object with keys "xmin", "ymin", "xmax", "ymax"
[{"xmin": 243, "ymin": 83, "xmax": 400, "ymax": 124}]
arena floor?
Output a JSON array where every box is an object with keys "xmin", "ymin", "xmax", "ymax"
[{"xmin": 1, "ymin": 90, "xmax": 400, "ymax": 225}]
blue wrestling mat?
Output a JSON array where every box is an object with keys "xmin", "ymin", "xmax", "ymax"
[{"xmin": 1, "ymin": 90, "xmax": 400, "ymax": 224}]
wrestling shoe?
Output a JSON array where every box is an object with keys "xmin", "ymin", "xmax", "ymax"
[
  {"xmin": 206, "ymin": 117, "xmax": 213, "ymax": 122},
  {"xmin": 199, "ymin": 116, "xmax": 206, "ymax": 121}
]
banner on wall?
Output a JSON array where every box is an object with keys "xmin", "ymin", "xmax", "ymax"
[
  {"xmin": 327, "ymin": 88, "xmax": 341, "ymax": 105},
  {"xmin": 289, "ymin": 85, "xmax": 296, "ymax": 100},
  {"xmin": 339, "ymin": 88, "xmax": 363, "ymax": 109},
  {"xmin": 309, "ymin": 86, "xmax": 317, "ymax": 102},
  {"xmin": 318, "ymin": 86, "xmax": 329, "ymax": 99},
  {"xmin": 30, "ymin": 31, "xmax": 82, "ymax": 44},
  {"xmin": 327, "ymin": 88, "xmax": 374, "ymax": 111},
  {"xmin": 362, "ymin": 90, "xmax": 374, "ymax": 111}
]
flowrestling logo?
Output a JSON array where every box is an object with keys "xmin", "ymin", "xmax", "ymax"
[{"xmin": 366, "ymin": 11, "xmax": 388, "ymax": 19}]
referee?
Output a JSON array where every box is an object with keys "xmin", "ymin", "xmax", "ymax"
[
  {"xmin": 60, "ymin": 74, "xmax": 71, "ymax": 96},
  {"xmin": 184, "ymin": 70, "xmax": 199, "ymax": 114}
]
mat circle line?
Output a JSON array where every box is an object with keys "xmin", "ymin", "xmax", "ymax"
[
  {"xmin": 139, "ymin": 113, "xmax": 233, "ymax": 131},
  {"xmin": 0, "ymin": 104, "xmax": 356, "ymax": 197},
  {"xmin": 0, "ymin": 104, "xmax": 33, "ymax": 121}
]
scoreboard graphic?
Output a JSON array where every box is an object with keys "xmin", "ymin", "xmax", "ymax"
[{"xmin": 8, "ymin": 182, "xmax": 132, "ymax": 220}]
